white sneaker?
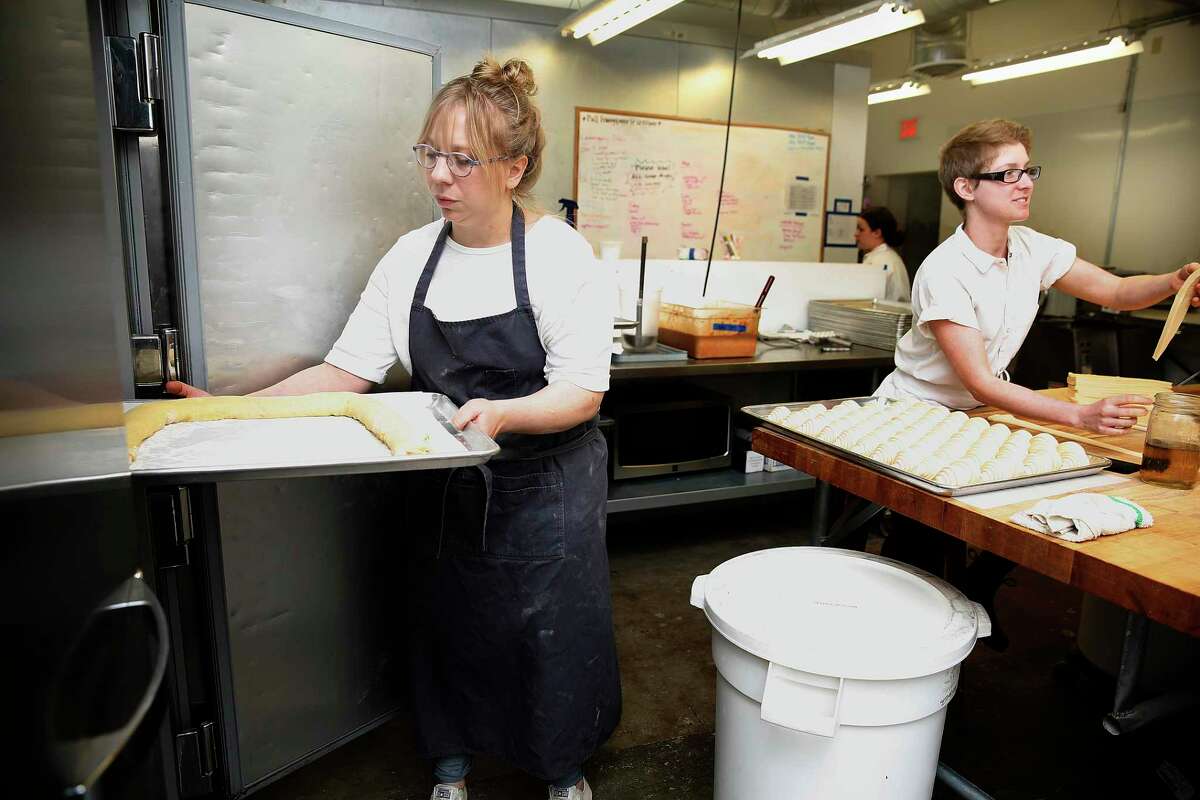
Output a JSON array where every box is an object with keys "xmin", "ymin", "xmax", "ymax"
[
  {"xmin": 548, "ymin": 778, "xmax": 592, "ymax": 800},
  {"xmin": 431, "ymin": 784, "xmax": 467, "ymax": 800}
]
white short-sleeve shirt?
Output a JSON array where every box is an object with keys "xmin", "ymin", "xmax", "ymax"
[
  {"xmin": 874, "ymin": 224, "xmax": 1076, "ymax": 409},
  {"xmin": 863, "ymin": 243, "xmax": 910, "ymax": 302},
  {"xmin": 325, "ymin": 216, "xmax": 614, "ymax": 392}
]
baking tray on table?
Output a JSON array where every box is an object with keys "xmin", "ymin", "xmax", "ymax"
[
  {"xmin": 128, "ymin": 391, "xmax": 498, "ymax": 484},
  {"xmin": 742, "ymin": 397, "xmax": 1112, "ymax": 497}
]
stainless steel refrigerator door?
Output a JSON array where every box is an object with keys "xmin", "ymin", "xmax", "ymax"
[
  {"xmin": 170, "ymin": 0, "xmax": 438, "ymax": 395},
  {"xmin": 1, "ymin": 4, "xmax": 167, "ymax": 797},
  {"xmin": 213, "ymin": 473, "xmax": 409, "ymax": 791},
  {"xmin": 157, "ymin": 1, "xmax": 440, "ymax": 792},
  {"xmin": 0, "ymin": 0, "xmax": 133, "ymax": 494}
]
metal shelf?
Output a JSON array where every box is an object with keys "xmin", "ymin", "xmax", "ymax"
[{"xmin": 606, "ymin": 467, "xmax": 814, "ymax": 514}]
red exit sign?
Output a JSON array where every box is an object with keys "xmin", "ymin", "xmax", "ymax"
[{"xmin": 900, "ymin": 118, "xmax": 918, "ymax": 140}]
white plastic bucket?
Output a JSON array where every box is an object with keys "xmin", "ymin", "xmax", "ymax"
[{"xmin": 691, "ymin": 547, "xmax": 990, "ymax": 799}]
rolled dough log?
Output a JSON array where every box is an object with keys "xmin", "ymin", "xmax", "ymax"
[{"xmin": 125, "ymin": 393, "xmax": 431, "ymax": 462}]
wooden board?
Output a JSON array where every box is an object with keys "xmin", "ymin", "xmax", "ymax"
[
  {"xmin": 751, "ymin": 426, "xmax": 1200, "ymax": 636},
  {"xmin": 987, "ymin": 413, "xmax": 1144, "ymax": 463},
  {"xmin": 1066, "ymin": 372, "xmax": 1169, "ymax": 428},
  {"xmin": 1153, "ymin": 267, "xmax": 1200, "ymax": 360},
  {"xmin": 967, "ymin": 388, "xmax": 1147, "ymax": 467},
  {"xmin": 574, "ymin": 107, "xmax": 831, "ymax": 261}
]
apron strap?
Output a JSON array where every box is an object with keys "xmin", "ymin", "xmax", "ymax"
[
  {"xmin": 437, "ymin": 463, "xmax": 493, "ymax": 558},
  {"xmin": 497, "ymin": 423, "xmax": 600, "ymax": 462},
  {"xmin": 509, "ymin": 202, "xmax": 532, "ymax": 312},
  {"xmin": 413, "ymin": 221, "xmax": 452, "ymax": 308},
  {"xmin": 415, "ymin": 202, "xmax": 527, "ymax": 310}
]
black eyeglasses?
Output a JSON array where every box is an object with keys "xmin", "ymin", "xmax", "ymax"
[
  {"xmin": 971, "ymin": 165, "xmax": 1042, "ymax": 184},
  {"xmin": 412, "ymin": 144, "xmax": 511, "ymax": 178}
]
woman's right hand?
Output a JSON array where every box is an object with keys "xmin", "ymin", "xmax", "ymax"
[
  {"xmin": 1074, "ymin": 394, "xmax": 1152, "ymax": 435},
  {"xmin": 165, "ymin": 380, "xmax": 210, "ymax": 398}
]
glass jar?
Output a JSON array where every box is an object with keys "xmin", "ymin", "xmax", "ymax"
[{"xmin": 1140, "ymin": 392, "xmax": 1200, "ymax": 489}]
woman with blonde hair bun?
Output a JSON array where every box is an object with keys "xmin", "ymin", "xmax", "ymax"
[
  {"xmin": 165, "ymin": 55, "xmax": 619, "ymax": 800},
  {"xmin": 392, "ymin": 56, "xmax": 619, "ymax": 800}
]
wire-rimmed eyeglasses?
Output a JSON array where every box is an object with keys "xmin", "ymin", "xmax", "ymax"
[
  {"xmin": 412, "ymin": 144, "xmax": 511, "ymax": 178},
  {"xmin": 971, "ymin": 165, "xmax": 1042, "ymax": 183}
]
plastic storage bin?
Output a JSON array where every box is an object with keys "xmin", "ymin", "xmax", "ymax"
[
  {"xmin": 691, "ymin": 547, "xmax": 990, "ymax": 800},
  {"xmin": 657, "ymin": 300, "xmax": 761, "ymax": 359}
]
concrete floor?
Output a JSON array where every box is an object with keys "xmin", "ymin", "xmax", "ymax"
[{"xmin": 254, "ymin": 493, "xmax": 1197, "ymax": 800}]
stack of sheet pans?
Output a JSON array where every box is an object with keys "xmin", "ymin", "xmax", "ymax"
[{"xmin": 807, "ymin": 299, "xmax": 913, "ymax": 351}]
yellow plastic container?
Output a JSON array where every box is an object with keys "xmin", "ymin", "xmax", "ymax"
[{"xmin": 657, "ymin": 301, "xmax": 761, "ymax": 359}]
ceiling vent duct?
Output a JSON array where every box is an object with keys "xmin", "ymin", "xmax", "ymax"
[{"xmin": 911, "ymin": 13, "xmax": 968, "ymax": 77}]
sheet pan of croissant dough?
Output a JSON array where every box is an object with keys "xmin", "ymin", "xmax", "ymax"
[
  {"xmin": 744, "ymin": 397, "xmax": 1111, "ymax": 497},
  {"xmin": 126, "ymin": 392, "xmax": 498, "ymax": 483}
]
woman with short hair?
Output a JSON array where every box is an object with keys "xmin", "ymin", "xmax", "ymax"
[{"xmin": 876, "ymin": 118, "xmax": 1199, "ymax": 648}]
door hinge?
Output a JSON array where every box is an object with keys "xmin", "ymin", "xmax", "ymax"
[
  {"xmin": 175, "ymin": 720, "xmax": 217, "ymax": 797},
  {"xmin": 149, "ymin": 487, "xmax": 195, "ymax": 569},
  {"xmin": 132, "ymin": 326, "xmax": 180, "ymax": 393},
  {"xmin": 107, "ymin": 32, "xmax": 162, "ymax": 134}
]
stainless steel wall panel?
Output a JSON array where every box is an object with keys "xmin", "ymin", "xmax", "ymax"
[
  {"xmin": 183, "ymin": 2, "xmax": 435, "ymax": 394},
  {"xmin": 1017, "ymin": 104, "xmax": 1124, "ymax": 266},
  {"xmin": 1109, "ymin": 91, "xmax": 1200, "ymax": 273},
  {"xmin": 261, "ymin": 0, "xmax": 842, "ymax": 235}
]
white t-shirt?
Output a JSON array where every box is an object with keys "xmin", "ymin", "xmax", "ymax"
[
  {"xmin": 863, "ymin": 243, "xmax": 910, "ymax": 302},
  {"xmin": 326, "ymin": 216, "xmax": 614, "ymax": 392},
  {"xmin": 874, "ymin": 224, "xmax": 1077, "ymax": 409}
]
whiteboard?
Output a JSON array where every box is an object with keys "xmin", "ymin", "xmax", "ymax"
[{"xmin": 574, "ymin": 108, "xmax": 830, "ymax": 262}]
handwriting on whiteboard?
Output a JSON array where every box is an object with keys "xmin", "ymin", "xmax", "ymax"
[{"xmin": 576, "ymin": 109, "xmax": 830, "ymax": 261}]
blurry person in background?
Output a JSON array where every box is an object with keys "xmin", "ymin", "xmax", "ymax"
[{"xmin": 856, "ymin": 206, "xmax": 910, "ymax": 302}]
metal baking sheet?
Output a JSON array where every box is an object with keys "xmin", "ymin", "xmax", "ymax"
[
  {"xmin": 129, "ymin": 392, "xmax": 498, "ymax": 484},
  {"xmin": 808, "ymin": 299, "xmax": 913, "ymax": 351},
  {"xmin": 742, "ymin": 397, "xmax": 1112, "ymax": 497}
]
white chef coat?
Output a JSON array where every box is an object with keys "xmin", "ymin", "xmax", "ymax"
[
  {"xmin": 326, "ymin": 216, "xmax": 614, "ymax": 392},
  {"xmin": 874, "ymin": 224, "xmax": 1077, "ymax": 409},
  {"xmin": 863, "ymin": 242, "xmax": 910, "ymax": 302}
]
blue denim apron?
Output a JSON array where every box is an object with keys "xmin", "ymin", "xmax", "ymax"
[{"xmin": 404, "ymin": 205, "xmax": 621, "ymax": 781}]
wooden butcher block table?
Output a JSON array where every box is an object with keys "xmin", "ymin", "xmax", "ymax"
[{"xmin": 751, "ymin": 389, "xmax": 1200, "ymax": 637}]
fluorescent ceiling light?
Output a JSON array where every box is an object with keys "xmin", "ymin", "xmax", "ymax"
[
  {"xmin": 962, "ymin": 36, "xmax": 1143, "ymax": 85},
  {"xmin": 559, "ymin": 0, "xmax": 686, "ymax": 45},
  {"xmin": 747, "ymin": 1, "xmax": 925, "ymax": 66},
  {"xmin": 867, "ymin": 79, "xmax": 930, "ymax": 104}
]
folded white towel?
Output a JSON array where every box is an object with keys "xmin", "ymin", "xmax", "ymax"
[{"xmin": 1009, "ymin": 493, "xmax": 1153, "ymax": 542}]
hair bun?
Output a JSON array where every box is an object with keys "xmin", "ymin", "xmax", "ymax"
[{"xmin": 471, "ymin": 56, "xmax": 537, "ymax": 97}]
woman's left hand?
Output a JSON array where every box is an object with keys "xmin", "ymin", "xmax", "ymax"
[
  {"xmin": 452, "ymin": 398, "xmax": 507, "ymax": 438},
  {"xmin": 1170, "ymin": 262, "xmax": 1200, "ymax": 306}
]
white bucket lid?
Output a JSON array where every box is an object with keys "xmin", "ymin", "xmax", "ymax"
[{"xmin": 692, "ymin": 547, "xmax": 988, "ymax": 680}]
